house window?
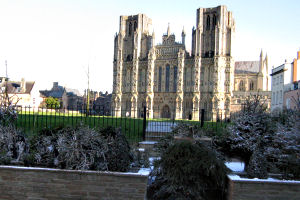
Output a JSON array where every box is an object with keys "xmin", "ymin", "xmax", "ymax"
[
  {"xmin": 239, "ymin": 80, "xmax": 245, "ymax": 91},
  {"xmin": 165, "ymin": 65, "xmax": 170, "ymax": 92},
  {"xmin": 286, "ymin": 98, "xmax": 290, "ymax": 109},
  {"xmin": 280, "ymin": 90, "xmax": 282, "ymax": 103},
  {"xmin": 249, "ymin": 81, "xmax": 254, "ymax": 91}
]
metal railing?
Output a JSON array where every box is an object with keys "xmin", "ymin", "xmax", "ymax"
[{"xmin": 2, "ymin": 106, "xmax": 234, "ymax": 144}]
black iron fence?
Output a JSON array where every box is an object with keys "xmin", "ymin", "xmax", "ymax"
[{"xmin": 1, "ymin": 105, "xmax": 235, "ymax": 143}]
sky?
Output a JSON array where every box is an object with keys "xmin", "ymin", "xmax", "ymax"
[{"xmin": 0, "ymin": 0, "xmax": 299, "ymax": 94}]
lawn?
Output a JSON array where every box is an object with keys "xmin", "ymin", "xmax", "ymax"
[{"xmin": 15, "ymin": 112, "xmax": 144, "ymax": 143}]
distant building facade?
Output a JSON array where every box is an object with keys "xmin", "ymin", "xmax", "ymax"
[
  {"xmin": 112, "ymin": 5, "xmax": 270, "ymax": 119},
  {"xmin": 94, "ymin": 92, "xmax": 112, "ymax": 114},
  {"xmin": 0, "ymin": 77, "xmax": 42, "ymax": 108},
  {"xmin": 40, "ymin": 82, "xmax": 83, "ymax": 109},
  {"xmin": 283, "ymin": 51, "xmax": 300, "ymax": 111},
  {"xmin": 270, "ymin": 62, "xmax": 292, "ymax": 111},
  {"xmin": 83, "ymin": 90, "xmax": 112, "ymax": 114},
  {"xmin": 271, "ymin": 51, "xmax": 300, "ymax": 111},
  {"xmin": 284, "ymin": 81, "xmax": 300, "ymax": 110}
]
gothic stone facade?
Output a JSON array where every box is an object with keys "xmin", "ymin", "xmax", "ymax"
[{"xmin": 112, "ymin": 5, "xmax": 270, "ymax": 120}]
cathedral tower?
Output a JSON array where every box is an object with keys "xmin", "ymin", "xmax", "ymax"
[
  {"xmin": 192, "ymin": 5, "xmax": 235, "ymax": 119},
  {"xmin": 112, "ymin": 14, "xmax": 153, "ymax": 117}
]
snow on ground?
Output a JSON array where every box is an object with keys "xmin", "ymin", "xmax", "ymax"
[
  {"xmin": 139, "ymin": 141, "xmax": 157, "ymax": 145},
  {"xmin": 146, "ymin": 122, "xmax": 177, "ymax": 133},
  {"xmin": 225, "ymin": 161, "xmax": 245, "ymax": 172},
  {"xmin": 228, "ymin": 174, "xmax": 300, "ymax": 183},
  {"xmin": 137, "ymin": 168, "xmax": 151, "ymax": 176}
]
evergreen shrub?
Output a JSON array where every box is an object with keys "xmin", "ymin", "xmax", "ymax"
[{"xmin": 147, "ymin": 141, "xmax": 229, "ymax": 200}]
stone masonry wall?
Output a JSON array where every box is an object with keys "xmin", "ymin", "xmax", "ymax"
[
  {"xmin": 228, "ymin": 176, "xmax": 300, "ymax": 200},
  {"xmin": 0, "ymin": 166, "xmax": 148, "ymax": 200}
]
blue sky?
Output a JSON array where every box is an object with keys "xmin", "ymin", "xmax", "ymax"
[{"xmin": 0, "ymin": 0, "xmax": 299, "ymax": 93}]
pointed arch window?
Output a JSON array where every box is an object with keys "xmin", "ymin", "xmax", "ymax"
[
  {"xmin": 128, "ymin": 22, "xmax": 132, "ymax": 35},
  {"xmin": 206, "ymin": 15, "xmax": 210, "ymax": 30},
  {"xmin": 173, "ymin": 66, "xmax": 177, "ymax": 92},
  {"xmin": 213, "ymin": 15, "xmax": 217, "ymax": 27},
  {"xmin": 204, "ymin": 102, "xmax": 207, "ymax": 110},
  {"xmin": 165, "ymin": 65, "xmax": 170, "ymax": 92},
  {"xmin": 184, "ymin": 67, "xmax": 188, "ymax": 90},
  {"xmin": 158, "ymin": 66, "xmax": 162, "ymax": 92},
  {"xmin": 134, "ymin": 21, "xmax": 137, "ymax": 32}
]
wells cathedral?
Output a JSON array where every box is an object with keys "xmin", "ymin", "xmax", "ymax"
[{"xmin": 112, "ymin": 5, "xmax": 270, "ymax": 120}]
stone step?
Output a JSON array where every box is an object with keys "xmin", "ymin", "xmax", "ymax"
[
  {"xmin": 139, "ymin": 141, "xmax": 157, "ymax": 150},
  {"xmin": 145, "ymin": 135, "xmax": 164, "ymax": 141},
  {"xmin": 139, "ymin": 141, "xmax": 159, "ymax": 157},
  {"xmin": 145, "ymin": 131, "xmax": 172, "ymax": 137}
]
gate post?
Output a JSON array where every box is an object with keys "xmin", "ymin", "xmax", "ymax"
[
  {"xmin": 142, "ymin": 106, "xmax": 147, "ymax": 141},
  {"xmin": 201, "ymin": 109, "xmax": 205, "ymax": 128}
]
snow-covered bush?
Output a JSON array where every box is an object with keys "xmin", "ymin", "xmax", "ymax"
[
  {"xmin": 28, "ymin": 125, "xmax": 133, "ymax": 172},
  {"xmin": 153, "ymin": 133, "xmax": 175, "ymax": 155},
  {"xmin": 98, "ymin": 126, "xmax": 133, "ymax": 172},
  {"xmin": 26, "ymin": 126, "xmax": 67, "ymax": 167},
  {"xmin": 0, "ymin": 93, "xmax": 18, "ymax": 126},
  {"xmin": 214, "ymin": 94, "xmax": 300, "ymax": 179},
  {"xmin": 131, "ymin": 147, "xmax": 150, "ymax": 169},
  {"xmin": 147, "ymin": 141, "xmax": 229, "ymax": 200},
  {"xmin": 0, "ymin": 124, "xmax": 28, "ymax": 164}
]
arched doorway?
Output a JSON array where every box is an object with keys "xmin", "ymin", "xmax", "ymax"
[{"xmin": 161, "ymin": 105, "xmax": 171, "ymax": 119}]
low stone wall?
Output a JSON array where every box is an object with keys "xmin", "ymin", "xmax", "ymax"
[
  {"xmin": 227, "ymin": 175, "xmax": 300, "ymax": 200},
  {"xmin": 0, "ymin": 165, "xmax": 148, "ymax": 200}
]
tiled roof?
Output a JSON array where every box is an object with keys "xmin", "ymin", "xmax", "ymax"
[
  {"xmin": 40, "ymin": 89, "xmax": 65, "ymax": 98},
  {"xmin": 40, "ymin": 85, "xmax": 82, "ymax": 98},
  {"xmin": 235, "ymin": 61, "xmax": 260, "ymax": 74},
  {"xmin": 5, "ymin": 81, "xmax": 35, "ymax": 94},
  {"xmin": 65, "ymin": 88, "xmax": 81, "ymax": 96}
]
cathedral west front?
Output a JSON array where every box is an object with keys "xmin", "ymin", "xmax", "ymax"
[{"xmin": 112, "ymin": 5, "xmax": 270, "ymax": 120}]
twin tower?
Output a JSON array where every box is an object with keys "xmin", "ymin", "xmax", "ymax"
[{"xmin": 112, "ymin": 5, "xmax": 235, "ymax": 120}]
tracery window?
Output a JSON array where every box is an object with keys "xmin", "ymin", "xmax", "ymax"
[
  {"xmin": 184, "ymin": 67, "xmax": 188, "ymax": 90},
  {"xmin": 173, "ymin": 66, "xmax": 177, "ymax": 92},
  {"xmin": 165, "ymin": 65, "xmax": 170, "ymax": 92},
  {"xmin": 158, "ymin": 66, "xmax": 162, "ymax": 92}
]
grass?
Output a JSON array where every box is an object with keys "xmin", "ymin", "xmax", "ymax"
[{"xmin": 15, "ymin": 112, "xmax": 144, "ymax": 144}]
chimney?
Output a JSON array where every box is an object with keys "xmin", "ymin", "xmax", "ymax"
[
  {"xmin": 293, "ymin": 58, "xmax": 297, "ymax": 82},
  {"xmin": 53, "ymin": 82, "xmax": 58, "ymax": 90},
  {"xmin": 21, "ymin": 78, "xmax": 26, "ymax": 93},
  {"xmin": 298, "ymin": 50, "xmax": 300, "ymax": 60}
]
